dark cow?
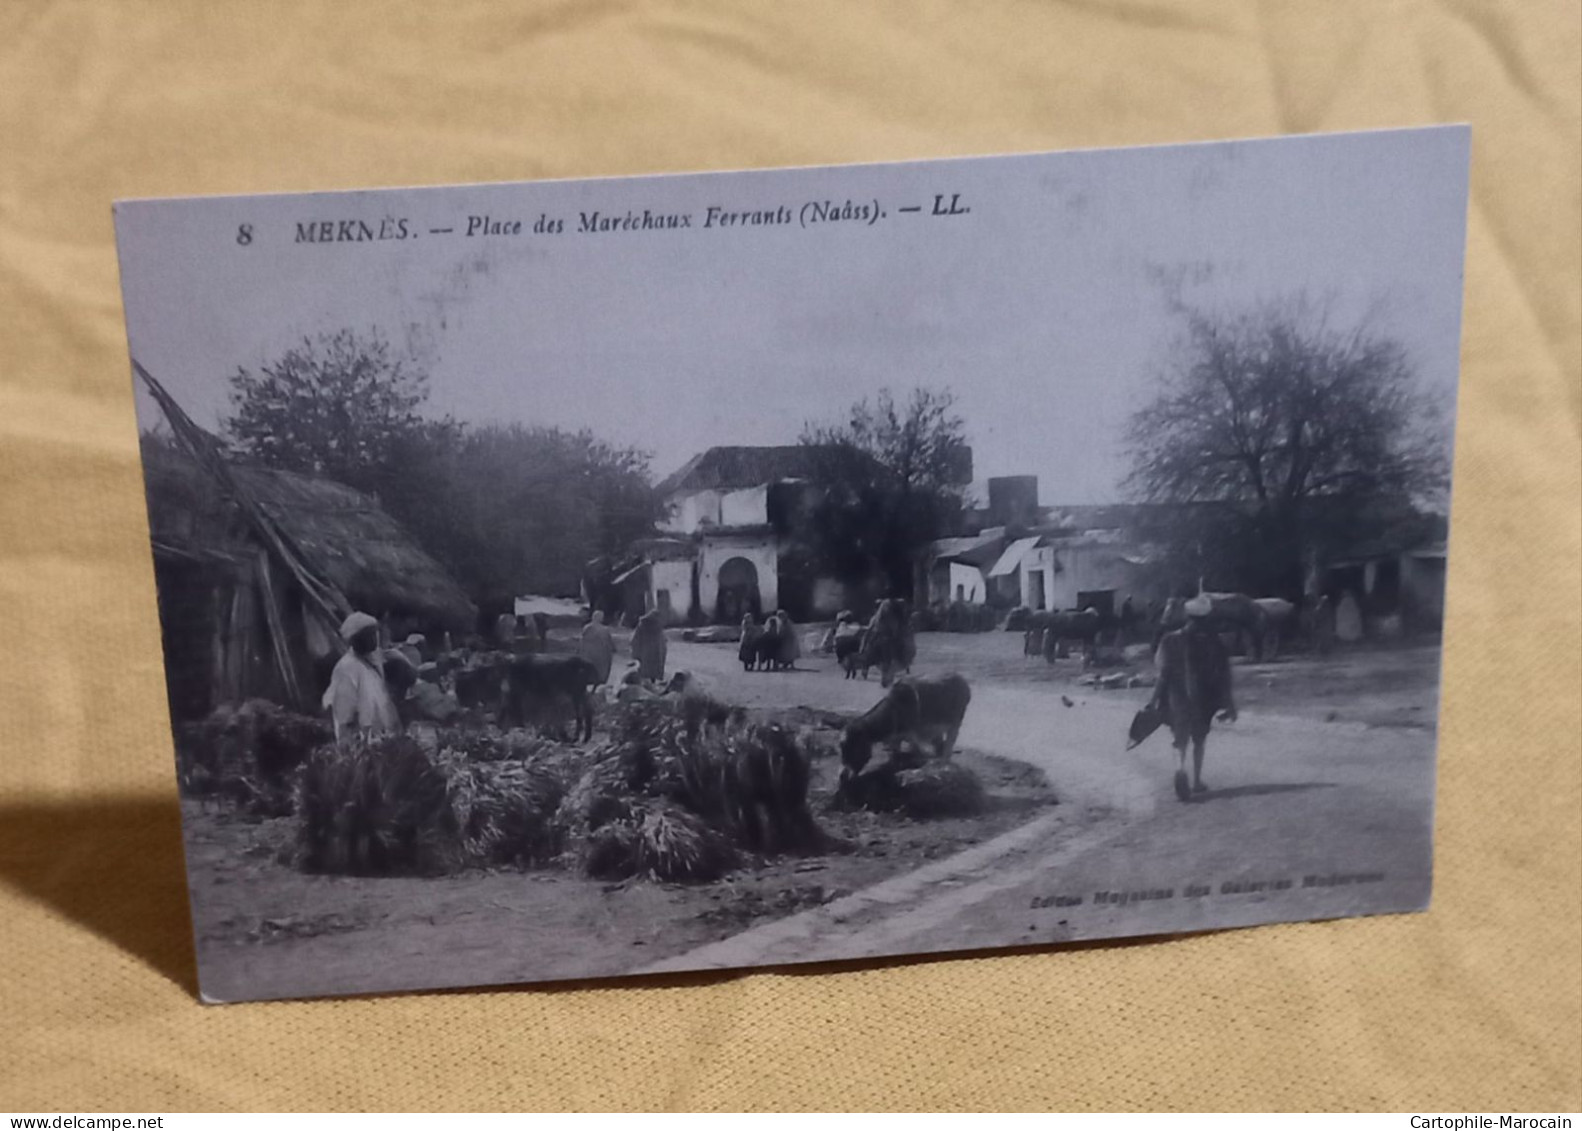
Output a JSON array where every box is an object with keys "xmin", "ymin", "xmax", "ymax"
[
  {"xmin": 1153, "ymin": 593, "xmax": 1284, "ymax": 659},
  {"xmin": 1205, "ymin": 592, "xmax": 1271, "ymax": 659},
  {"xmin": 453, "ymin": 659, "xmax": 509, "ymax": 711},
  {"xmin": 839, "ymin": 673, "xmax": 972, "ymax": 784},
  {"xmin": 1038, "ymin": 609, "xmax": 1103, "ymax": 665},
  {"xmin": 502, "ymin": 654, "xmax": 601, "ymax": 742},
  {"xmin": 835, "ymin": 627, "xmax": 870, "ymax": 679},
  {"xmin": 1144, "ymin": 620, "xmax": 1238, "ymax": 801}
]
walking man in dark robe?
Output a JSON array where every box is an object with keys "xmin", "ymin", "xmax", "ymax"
[{"xmin": 1148, "ymin": 594, "xmax": 1238, "ymax": 801}]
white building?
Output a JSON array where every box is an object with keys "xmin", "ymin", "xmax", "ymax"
[
  {"xmin": 917, "ymin": 532, "xmax": 1008, "ymax": 607},
  {"xmin": 616, "ymin": 446, "xmax": 859, "ymax": 624},
  {"xmin": 1010, "ymin": 531, "xmax": 1162, "ymax": 616}
]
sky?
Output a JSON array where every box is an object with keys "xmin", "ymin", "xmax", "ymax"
[{"xmin": 116, "ymin": 126, "xmax": 1469, "ymax": 505}]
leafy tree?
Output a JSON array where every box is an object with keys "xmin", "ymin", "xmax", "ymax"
[
  {"xmin": 225, "ymin": 329, "xmax": 457, "ymax": 492},
  {"xmin": 800, "ymin": 387, "xmax": 973, "ymax": 600},
  {"xmin": 1124, "ymin": 301, "xmax": 1451, "ymax": 596},
  {"xmin": 408, "ymin": 424, "xmax": 660, "ymax": 613},
  {"xmin": 225, "ymin": 331, "xmax": 659, "ymax": 615}
]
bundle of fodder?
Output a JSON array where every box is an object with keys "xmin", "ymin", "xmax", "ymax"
[
  {"xmin": 554, "ymin": 745, "xmax": 650, "ymax": 852},
  {"xmin": 559, "ymin": 699, "xmax": 821, "ymax": 874},
  {"xmin": 293, "ymin": 734, "xmax": 459, "ymax": 876},
  {"xmin": 248, "ymin": 703, "xmax": 335, "ymax": 777},
  {"xmin": 581, "ymin": 798, "xmax": 737, "ymax": 883},
  {"xmin": 842, "ymin": 757, "xmax": 987, "ymax": 820},
  {"xmin": 603, "ymin": 696, "xmax": 691, "ymax": 787},
  {"xmin": 176, "ymin": 699, "xmax": 333, "ymax": 816},
  {"xmin": 445, "ymin": 754, "xmax": 569, "ymax": 866},
  {"xmin": 609, "ymin": 695, "xmax": 685, "ymax": 749},
  {"xmin": 894, "ymin": 761, "xmax": 987, "ymax": 819},
  {"xmin": 434, "ymin": 724, "xmax": 565, "ymax": 765},
  {"xmin": 651, "ymin": 722, "xmax": 821, "ymax": 855}
]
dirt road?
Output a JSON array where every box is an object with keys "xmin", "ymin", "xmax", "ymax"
[
  {"xmin": 643, "ymin": 632, "xmax": 1438, "ymax": 973},
  {"xmin": 184, "ymin": 631, "xmax": 1439, "ymax": 1000}
]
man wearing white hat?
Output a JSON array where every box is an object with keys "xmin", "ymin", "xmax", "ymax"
[
  {"xmin": 1147, "ymin": 593, "xmax": 1237, "ymax": 802},
  {"xmin": 322, "ymin": 611, "xmax": 402, "ymax": 743}
]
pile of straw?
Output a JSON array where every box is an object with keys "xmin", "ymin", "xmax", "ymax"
[
  {"xmin": 842, "ymin": 759, "xmax": 988, "ymax": 820},
  {"xmin": 581, "ymin": 799, "xmax": 737, "ymax": 883},
  {"xmin": 176, "ymin": 699, "xmax": 333, "ymax": 816},
  {"xmin": 293, "ymin": 735, "xmax": 459, "ymax": 876},
  {"xmin": 293, "ymin": 734, "xmax": 573, "ymax": 876},
  {"xmin": 893, "ymin": 762, "xmax": 987, "ymax": 819},
  {"xmin": 555, "ymin": 699, "xmax": 821, "ymax": 879},
  {"xmin": 287, "ymin": 693, "xmax": 822, "ymax": 883},
  {"xmin": 446, "ymin": 756, "xmax": 569, "ymax": 866}
]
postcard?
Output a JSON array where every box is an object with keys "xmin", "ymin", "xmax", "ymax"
[{"xmin": 114, "ymin": 126, "xmax": 1469, "ymax": 1002}]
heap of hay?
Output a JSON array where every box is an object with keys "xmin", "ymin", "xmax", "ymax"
[
  {"xmin": 893, "ymin": 763, "xmax": 988, "ymax": 818},
  {"xmin": 581, "ymin": 799, "xmax": 737, "ymax": 883},
  {"xmin": 176, "ymin": 699, "xmax": 333, "ymax": 816},
  {"xmin": 556, "ymin": 739, "xmax": 738, "ymax": 883},
  {"xmin": 445, "ymin": 755, "xmax": 568, "ymax": 866},
  {"xmin": 433, "ymin": 724, "xmax": 570, "ymax": 768},
  {"xmin": 293, "ymin": 733, "xmax": 574, "ymax": 876},
  {"xmin": 554, "ymin": 698, "xmax": 822, "ymax": 880},
  {"xmin": 294, "ymin": 735, "xmax": 459, "ymax": 876},
  {"xmin": 289, "ymin": 692, "xmax": 822, "ymax": 883},
  {"xmin": 554, "ymin": 745, "xmax": 647, "ymax": 848},
  {"xmin": 842, "ymin": 759, "xmax": 988, "ymax": 820}
]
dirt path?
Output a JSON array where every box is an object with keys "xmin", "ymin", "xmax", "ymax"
[
  {"xmin": 642, "ymin": 634, "xmax": 1438, "ymax": 973},
  {"xmin": 185, "ymin": 631, "xmax": 1440, "ymax": 999}
]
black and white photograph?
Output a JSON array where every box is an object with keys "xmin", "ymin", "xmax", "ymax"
[{"xmin": 114, "ymin": 125, "xmax": 1470, "ymax": 1003}]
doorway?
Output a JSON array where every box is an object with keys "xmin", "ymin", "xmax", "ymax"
[{"xmin": 715, "ymin": 556, "xmax": 762, "ymax": 623}]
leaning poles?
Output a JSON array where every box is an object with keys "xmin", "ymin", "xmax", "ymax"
[{"xmin": 134, "ymin": 358, "xmax": 354, "ymax": 708}]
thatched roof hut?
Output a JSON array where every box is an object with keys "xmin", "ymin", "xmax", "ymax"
[{"xmin": 142, "ymin": 437, "xmax": 476, "ymax": 719}]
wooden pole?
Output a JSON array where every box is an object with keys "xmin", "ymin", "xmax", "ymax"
[{"xmin": 133, "ymin": 358, "xmax": 352, "ymax": 645}]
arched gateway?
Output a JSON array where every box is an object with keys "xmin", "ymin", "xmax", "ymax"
[{"xmin": 715, "ymin": 556, "xmax": 762, "ymax": 623}]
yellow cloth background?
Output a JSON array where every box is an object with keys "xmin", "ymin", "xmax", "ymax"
[{"xmin": 1, "ymin": 0, "xmax": 1577, "ymax": 1112}]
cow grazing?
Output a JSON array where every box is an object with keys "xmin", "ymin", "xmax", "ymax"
[
  {"xmin": 502, "ymin": 654, "xmax": 601, "ymax": 742},
  {"xmin": 840, "ymin": 673, "xmax": 972, "ymax": 782}
]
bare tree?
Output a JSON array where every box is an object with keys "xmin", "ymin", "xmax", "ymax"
[
  {"xmin": 801, "ymin": 387, "xmax": 973, "ymax": 600},
  {"xmin": 1125, "ymin": 300, "xmax": 1450, "ymax": 594}
]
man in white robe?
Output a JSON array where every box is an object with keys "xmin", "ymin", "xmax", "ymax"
[{"xmin": 322, "ymin": 611, "xmax": 402, "ymax": 742}]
